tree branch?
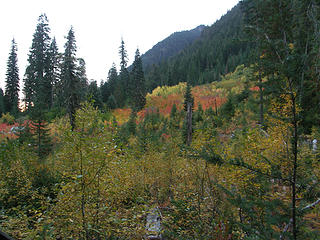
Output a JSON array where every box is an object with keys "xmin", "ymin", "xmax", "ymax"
[{"xmin": 279, "ymin": 198, "xmax": 320, "ymax": 239}]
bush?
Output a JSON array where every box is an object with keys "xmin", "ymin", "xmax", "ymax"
[{"xmin": 0, "ymin": 112, "xmax": 15, "ymax": 125}]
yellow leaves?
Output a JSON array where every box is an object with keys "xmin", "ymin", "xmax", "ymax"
[{"xmin": 288, "ymin": 43, "xmax": 294, "ymax": 50}]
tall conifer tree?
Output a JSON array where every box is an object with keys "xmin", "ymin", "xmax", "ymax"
[
  {"xmin": 23, "ymin": 14, "xmax": 51, "ymax": 110},
  {"xmin": 77, "ymin": 58, "xmax": 88, "ymax": 101},
  {"xmin": 183, "ymin": 81, "xmax": 194, "ymax": 145},
  {"xmin": 101, "ymin": 63, "xmax": 118, "ymax": 105},
  {"xmin": 117, "ymin": 38, "xmax": 129, "ymax": 107},
  {"xmin": 130, "ymin": 48, "xmax": 146, "ymax": 111},
  {"xmin": 46, "ymin": 37, "xmax": 61, "ymax": 108},
  {"xmin": 239, "ymin": 1, "xmax": 320, "ymax": 238},
  {"xmin": 5, "ymin": 38, "xmax": 20, "ymax": 114},
  {"xmin": 62, "ymin": 27, "xmax": 80, "ymax": 130},
  {"xmin": 0, "ymin": 89, "xmax": 5, "ymax": 116}
]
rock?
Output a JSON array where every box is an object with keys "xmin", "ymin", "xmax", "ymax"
[{"xmin": 146, "ymin": 207, "xmax": 162, "ymax": 240}]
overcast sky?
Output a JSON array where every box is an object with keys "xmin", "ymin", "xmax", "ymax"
[{"xmin": 0, "ymin": 0, "xmax": 239, "ymax": 90}]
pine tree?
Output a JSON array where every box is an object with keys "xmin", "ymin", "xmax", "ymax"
[
  {"xmin": 101, "ymin": 63, "xmax": 118, "ymax": 105},
  {"xmin": 47, "ymin": 37, "xmax": 61, "ymax": 108},
  {"xmin": 130, "ymin": 49, "xmax": 146, "ymax": 111},
  {"xmin": 4, "ymin": 38, "xmax": 20, "ymax": 115},
  {"xmin": 29, "ymin": 105, "xmax": 52, "ymax": 160},
  {"xmin": 23, "ymin": 14, "xmax": 51, "ymax": 111},
  {"xmin": 183, "ymin": 81, "xmax": 194, "ymax": 145},
  {"xmin": 62, "ymin": 27, "xmax": 80, "ymax": 130},
  {"xmin": 77, "ymin": 58, "xmax": 88, "ymax": 101},
  {"xmin": 87, "ymin": 80, "xmax": 103, "ymax": 109},
  {"xmin": 0, "ymin": 89, "xmax": 5, "ymax": 116},
  {"xmin": 239, "ymin": 1, "xmax": 320, "ymax": 238},
  {"xmin": 183, "ymin": 81, "xmax": 194, "ymax": 111},
  {"xmin": 117, "ymin": 38, "xmax": 129, "ymax": 107}
]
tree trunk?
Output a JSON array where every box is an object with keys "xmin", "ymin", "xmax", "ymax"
[
  {"xmin": 186, "ymin": 102, "xmax": 192, "ymax": 146},
  {"xmin": 259, "ymin": 70, "xmax": 264, "ymax": 126}
]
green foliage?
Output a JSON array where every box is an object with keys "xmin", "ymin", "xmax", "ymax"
[
  {"xmin": 0, "ymin": 89, "xmax": 5, "ymax": 116},
  {"xmin": 5, "ymin": 38, "xmax": 20, "ymax": 115},
  {"xmin": 220, "ymin": 94, "xmax": 235, "ymax": 118},
  {"xmin": 0, "ymin": 112, "xmax": 15, "ymax": 125},
  {"xmin": 142, "ymin": 25, "xmax": 204, "ymax": 70},
  {"xmin": 2, "ymin": 3, "xmax": 320, "ymax": 238},
  {"xmin": 145, "ymin": 4, "xmax": 254, "ymax": 91},
  {"xmin": 29, "ymin": 109, "xmax": 52, "ymax": 160},
  {"xmin": 107, "ymin": 94, "xmax": 118, "ymax": 109},
  {"xmin": 130, "ymin": 49, "xmax": 146, "ymax": 111},
  {"xmin": 127, "ymin": 110, "xmax": 137, "ymax": 135},
  {"xmin": 61, "ymin": 27, "xmax": 81, "ymax": 130},
  {"xmin": 183, "ymin": 81, "xmax": 194, "ymax": 112},
  {"xmin": 23, "ymin": 14, "xmax": 52, "ymax": 111},
  {"xmin": 87, "ymin": 80, "xmax": 103, "ymax": 109}
]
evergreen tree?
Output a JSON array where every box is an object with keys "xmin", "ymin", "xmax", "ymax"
[
  {"xmin": 239, "ymin": 1, "xmax": 320, "ymax": 238},
  {"xmin": 130, "ymin": 49, "xmax": 146, "ymax": 111},
  {"xmin": 0, "ymin": 89, "xmax": 5, "ymax": 116},
  {"xmin": 77, "ymin": 58, "xmax": 88, "ymax": 101},
  {"xmin": 146, "ymin": 64, "xmax": 161, "ymax": 92},
  {"xmin": 87, "ymin": 80, "xmax": 103, "ymax": 109},
  {"xmin": 106, "ymin": 94, "xmax": 117, "ymax": 109},
  {"xmin": 23, "ymin": 14, "xmax": 51, "ymax": 110},
  {"xmin": 167, "ymin": 68, "xmax": 174, "ymax": 86},
  {"xmin": 29, "ymin": 104, "xmax": 52, "ymax": 160},
  {"xmin": 183, "ymin": 81, "xmax": 194, "ymax": 145},
  {"xmin": 4, "ymin": 38, "xmax": 20, "ymax": 115},
  {"xmin": 101, "ymin": 63, "xmax": 118, "ymax": 104},
  {"xmin": 117, "ymin": 38, "xmax": 129, "ymax": 107},
  {"xmin": 47, "ymin": 37, "xmax": 61, "ymax": 108},
  {"xmin": 62, "ymin": 27, "xmax": 80, "ymax": 130},
  {"xmin": 183, "ymin": 81, "xmax": 194, "ymax": 111}
]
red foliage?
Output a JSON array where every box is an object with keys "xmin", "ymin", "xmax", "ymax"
[
  {"xmin": 161, "ymin": 133, "xmax": 171, "ymax": 141},
  {"xmin": 112, "ymin": 84, "xmax": 228, "ymax": 123},
  {"xmin": 0, "ymin": 120, "xmax": 32, "ymax": 140},
  {"xmin": 250, "ymin": 86, "xmax": 264, "ymax": 91}
]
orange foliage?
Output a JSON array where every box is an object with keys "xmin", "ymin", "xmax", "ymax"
[
  {"xmin": 250, "ymin": 86, "xmax": 264, "ymax": 91},
  {"xmin": 146, "ymin": 94, "xmax": 183, "ymax": 117},
  {"xmin": 0, "ymin": 122, "xmax": 21, "ymax": 140},
  {"xmin": 111, "ymin": 84, "xmax": 228, "ymax": 123},
  {"xmin": 112, "ymin": 108, "xmax": 132, "ymax": 125},
  {"xmin": 146, "ymin": 85, "xmax": 227, "ymax": 117}
]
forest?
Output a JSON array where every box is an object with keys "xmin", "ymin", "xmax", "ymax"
[{"xmin": 0, "ymin": 0, "xmax": 320, "ymax": 239}]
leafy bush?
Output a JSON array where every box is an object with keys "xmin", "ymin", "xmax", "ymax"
[{"xmin": 0, "ymin": 112, "xmax": 15, "ymax": 125}]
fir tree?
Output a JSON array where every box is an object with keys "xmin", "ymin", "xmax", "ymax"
[
  {"xmin": 23, "ymin": 14, "xmax": 51, "ymax": 110},
  {"xmin": 29, "ymin": 104, "xmax": 52, "ymax": 160},
  {"xmin": 183, "ymin": 81, "xmax": 194, "ymax": 111},
  {"xmin": 77, "ymin": 58, "xmax": 88, "ymax": 101},
  {"xmin": 62, "ymin": 27, "xmax": 80, "ymax": 130},
  {"xmin": 47, "ymin": 37, "xmax": 61, "ymax": 108},
  {"xmin": 107, "ymin": 94, "xmax": 117, "ymax": 109},
  {"xmin": 183, "ymin": 81, "xmax": 194, "ymax": 145},
  {"xmin": 87, "ymin": 80, "xmax": 103, "ymax": 109},
  {"xmin": 0, "ymin": 89, "xmax": 5, "ymax": 116},
  {"xmin": 5, "ymin": 38, "xmax": 20, "ymax": 115},
  {"xmin": 101, "ymin": 63, "xmax": 118, "ymax": 104},
  {"xmin": 117, "ymin": 38, "xmax": 129, "ymax": 107},
  {"xmin": 240, "ymin": 1, "xmax": 320, "ymax": 238},
  {"xmin": 130, "ymin": 49, "xmax": 146, "ymax": 111}
]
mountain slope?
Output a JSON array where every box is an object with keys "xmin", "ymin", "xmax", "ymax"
[
  {"xmin": 144, "ymin": 3, "xmax": 254, "ymax": 91},
  {"xmin": 141, "ymin": 25, "xmax": 205, "ymax": 71}
]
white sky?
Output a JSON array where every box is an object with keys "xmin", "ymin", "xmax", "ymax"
[{"xmin": 0, "ymin": 0, "xmax": 239, "ymax": 90}]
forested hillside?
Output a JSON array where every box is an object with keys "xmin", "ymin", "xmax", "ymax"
[
  {"xmin": 0, "ymin": 0, "xmax": 320, "ymax": 239},
  {"xmin": 140, "ymin": 25, "xmax": 205, "ymax": 71},
  {"xmin": 144, "ymin": 4, "xmax": 253, "ymax": 91}
]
